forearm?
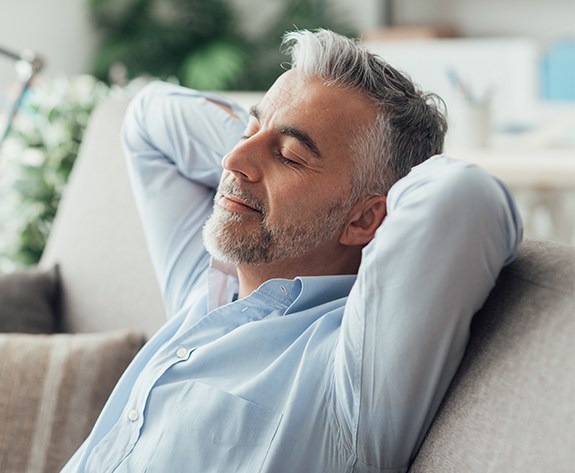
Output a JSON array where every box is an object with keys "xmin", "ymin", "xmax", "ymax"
[{"xmin": 123, "ymin": 82, "xmax": 248, "ymax": 187}]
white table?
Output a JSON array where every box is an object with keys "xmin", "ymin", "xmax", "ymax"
[{"xmin": 446, "ymin": 106, "xmax": 575, "ymax": 244}]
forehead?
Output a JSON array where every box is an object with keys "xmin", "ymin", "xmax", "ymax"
[{"xmin": 257, "ymin": 69, "xmax": 376, "ymax": 157}]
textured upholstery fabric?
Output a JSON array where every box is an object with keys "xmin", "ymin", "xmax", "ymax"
[
  {"xmin": 0, "ymin": 331, "xmax": 145, "ymax": 473},
  {"xmin": 0, "ymin": 265, "xmax": 60, "ymax": 333},
  {"xmin": 409, "ymin": 239, "xmax": 575, "ymax": 472}
]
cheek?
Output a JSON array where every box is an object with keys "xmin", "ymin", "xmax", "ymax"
[{"xmin": 266, "ymin": 178, "xmax": 348, "ymax": 221}]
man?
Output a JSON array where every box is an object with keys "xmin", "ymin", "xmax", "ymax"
[{"xmin": 62, "ymin": 29, "xmax": 522, "ymax": 472}]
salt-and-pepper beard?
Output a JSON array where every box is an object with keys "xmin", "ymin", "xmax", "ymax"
[{"xmin": 202, "ymin": 181, "xmax": 353, "ymax": 266}]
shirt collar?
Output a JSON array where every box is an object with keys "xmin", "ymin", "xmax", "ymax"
[
  {"xmin": 207, "ymin": 258, "xmax": 356, "ymax": 315},
  {"xmin": 286, "ymin": 275, "xmax": 356, "ymax": 314}
]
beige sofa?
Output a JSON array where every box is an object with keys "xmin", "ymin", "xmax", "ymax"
[{"xmin": 4, "ymin": 96, "xmax": 574, "ymax": 472}]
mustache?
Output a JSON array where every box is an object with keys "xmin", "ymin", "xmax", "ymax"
[{"xmin": 216, "ymin": 181, "xmax": 266, "ymax": 215}]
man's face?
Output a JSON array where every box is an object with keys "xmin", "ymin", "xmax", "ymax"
[{"xmin": 203, "ymin": 69, "xmax": 376, "ymax": 266}]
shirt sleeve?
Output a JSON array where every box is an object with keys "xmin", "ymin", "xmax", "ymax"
[
  {"xmin": 122, "ymin": 82, "xmax": 248, "ymax": 316},
  {"xmin": 333, "ymin": 155, "xmax": 523, "ymax": 470}
]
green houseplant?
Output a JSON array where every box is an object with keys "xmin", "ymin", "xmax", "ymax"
[
  {"xmin": 235, "ymin": 0, "xmax": 357, "ymax": 91},
  {"xmin": 90, "ymin": 0, "xmax": 356, "ymax": 91},
  {"xmin": 0, "ymin": 76, "xmax": 111, "ymax": 271},
  {"xmin": 90, "ymin": 0, "xmax": 248, "ymax": 90}
]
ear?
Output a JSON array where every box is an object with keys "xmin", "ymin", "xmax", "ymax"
[{"xmin": 339, "ymin": 195, "xmax": 387, "ymax": 247}]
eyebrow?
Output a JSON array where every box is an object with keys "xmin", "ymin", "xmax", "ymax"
[{"xmin": 249, "ymin": 105, "xmax": 323, "ymax": 159}]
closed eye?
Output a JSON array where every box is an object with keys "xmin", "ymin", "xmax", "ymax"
[
  {"xmin": 273, "ymin": 150, "xmax": 299, "ymax": 166},
  {"xmin": 240, "ymin": 132, "xmax": 300, "ymax": 166}
]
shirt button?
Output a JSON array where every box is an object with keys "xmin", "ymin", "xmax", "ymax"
[
  {"xmin": 176, "ymin": 347, "xmax": 188, "ymax": 359},
  {"xmin": 127, "ymin": 409, "xmax": 139, "ymax": 422}
]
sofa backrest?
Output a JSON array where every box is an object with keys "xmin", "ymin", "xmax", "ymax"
[
  {"xmin": 40, "ymin": 98, "xmax": 165, "ymax": 337},
  {"xmin": 409, "ymin": 239, "xmax": 575, "ymax": 472}
]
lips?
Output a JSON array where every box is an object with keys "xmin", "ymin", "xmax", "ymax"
[
  {"xmin": 216, "ymin": 180, "xmax": 264, "ymax": 215},
  {"xmin": 221, "ymin": 194, "xmax": 259, "ymax": 212}
]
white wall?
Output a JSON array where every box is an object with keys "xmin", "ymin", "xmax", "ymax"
[
  {"xmin": 392, "ymin": 0, "xmax": 575, "ymax": 41},
  {"xmin": 0, "ymin": 0, "xmax": 98, "ymax": 88}
]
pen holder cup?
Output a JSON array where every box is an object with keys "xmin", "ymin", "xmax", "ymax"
[{"xmin": 449, "ymin": 102, "xmax": 492, "ymax": 148}]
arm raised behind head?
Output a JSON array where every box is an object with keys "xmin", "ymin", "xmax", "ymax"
[
  {"xmin": 333, "ymin": 155, "xmax": 522, "ymax": 470},
  {"xmin": 122, "ymin": 82, "xmax": 248, "ymax": 317}
]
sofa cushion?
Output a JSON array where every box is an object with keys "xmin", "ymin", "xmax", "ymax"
[
  {"xmin": 0, "ymin": 265, "xmax": 60, "ymax": 333},
  {"xmin": 0, "ymin": 330, "xmax": 145, "ymax": 473},
  {"xmin": 409, "ymin": 239, "xmax": 575, "ymax": 472}
]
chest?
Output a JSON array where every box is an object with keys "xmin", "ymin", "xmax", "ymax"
[
  {"xmin": 158, "ymin": 308, "xmax": 343, "ymax": 405},
  {"xmin": 87, "ymin": 303, "xmax": 348, "ymax": 473}
]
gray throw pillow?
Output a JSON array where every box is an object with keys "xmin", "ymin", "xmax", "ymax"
[{"xmin": 0, "ymin": 265, "xmax": 60, "ymax": 333}]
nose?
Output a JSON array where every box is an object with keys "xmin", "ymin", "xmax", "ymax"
[{"xmin": 222, "ymin": 136, "xmax": 264, "ymax": 182}]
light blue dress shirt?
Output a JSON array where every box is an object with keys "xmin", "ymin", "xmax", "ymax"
[{"xmin": 61, "ymin": 82, "xmax": 522, "ymax": 473}]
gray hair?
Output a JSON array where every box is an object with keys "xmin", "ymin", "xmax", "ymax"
[{"xmin": 282, "ymin": 29, "xmax": 448, "ymax": 200}]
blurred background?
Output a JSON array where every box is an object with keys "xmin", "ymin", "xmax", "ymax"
[{"xmin": 0, "ymin": 0, "xmax": 574, "ymax": 271}]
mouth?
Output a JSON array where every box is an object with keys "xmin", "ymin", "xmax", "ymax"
[{"xmin": 218, "ymin": 193, "xmax": 261, "ymax": 214}]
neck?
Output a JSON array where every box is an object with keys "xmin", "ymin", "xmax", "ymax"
[{"xmin": 236, "ymin": 245, "xmax": 361, "ymax": 299}]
